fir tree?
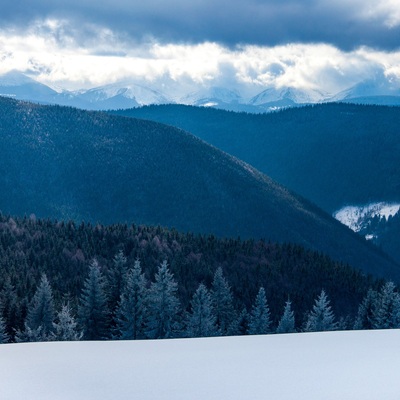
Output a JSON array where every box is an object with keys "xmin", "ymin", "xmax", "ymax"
[
  {"xmin": 0, "ymin": 277, "xmax": 19, "ymax": 341},
  {"xmin": 15, "ymin": 324, "xmax": 49, "ymax": 343},
  {"xmin": 146, "ymin": 260, "xmax": 180, "ymax": 339},
  {"xmin": 78, "ymin": 259, "xmax": 110, "ymax": 340},
  {"xmin": 373, "ymin": 282, "xmax": 400, "ymax": 329},
  {"xmin": 304, "ymin": 290, "xmax": 338, "ymax": 332},
  {"xmin": 25, "ymin": 274, "xmax": 55, "ymax": 338},
  {"xmin": 52, "ymin": 303, "xmax": 82, "ymax": 341},
  {"xmin": 210, "ymin": 267, "xmax": 236, "ymax": 335},
  {"xmin": 185, "ymin": 283, "xmax": 217, "ymax": 338},
  {"xmin": 353, "ymin": 289, "xmax": 378, "ymax": 330},
  {"xmin": 0, "ymin": 315, "xmax": 9, "ymax": 344},
  {"xmin": 247, "ymin": 287, "xmax": 271, "ymax": 335},
  {"xmin": 108, "ymin": 249, "xmax": 128, "ymax": 315},
  {"xmin": 276, "ymin": 299, "xmax": 296, "ymax": 334},
  {"xmin": 115, "ymin": 259, "xmax": 148, "ymax": 340},
  {"xmin": 227, "ymin": 308, "xmax": 248, "ymax": 336}
]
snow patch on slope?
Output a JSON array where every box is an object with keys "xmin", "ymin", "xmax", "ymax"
[{"xmin": 334, "ymin": 202, "xmax": 400, "ymax": 234}]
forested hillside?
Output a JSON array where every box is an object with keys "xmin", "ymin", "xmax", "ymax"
[
  {"xmin": 114, "ymin": 103, "xmax": 400, "ymax": 213},
  {"xmin": 0, "ymin": 215, "xmax": 383, "ymax": 341},
  {"xmin": 0, "ymin": 97, "xmax": 398, "ymax": 279},
  {"xmin": 113, "ymin": 103, "xmax": 400, "ymax": 264},
  {"xmin": 359, "ymin": 211, "xmax": 400, "ymax": 262}
]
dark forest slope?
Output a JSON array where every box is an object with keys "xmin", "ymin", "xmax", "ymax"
[
  {"xmin": 0, "ymin": 97, "xmax": 398, "ymax": 280},
  {"xmin": 0, "ymin": 215, "xmax": 383, "ymax": 338},
  {"xmin": 114, "ymin": 103, "xmax": 400, "ymax": 213}
]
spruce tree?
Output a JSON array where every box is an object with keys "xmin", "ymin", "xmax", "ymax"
[
  {"xmin": 373, "ymin": 282, "xmax": 400, "ymax": 329},
  {"xmin": 108, "ymin": 249, "xmax": 128, "ymax": 315},
  {"xmin": 25, "ymin": 274, "xmax": 55, "ymax": 337},
  {"xmin": 115, "ymin": 259, "xmax": 148, "ymax": 340},
  {"xmin": 227, "ymin": 308, "xmax": 248, "ymax": 336},
  {"xmin": 210, "ymin": 267, "xmax": 236, "ymax": 335},
  {"xmin": 78, "ymin": 259, "xmax": 110, "ymax": 340},
  {"xmin": 146, "ymin": 260, "xmax": 180, "ymax": 339},
  {"xmin": 276, "ymin": 299, "xmax": 296, "ymax": 334},
  {"xmin": 247, "ymin": 287, "xmax": 272, "ymax": 335},
  {"xmin": 0, "ymin": 277, "xmax": 19, "ymax": 341},
  {"xmin": 304, "ymin": 290, "xmax": 338, "ymax": 332},
  {"xmin": 52, "ymin": 303, "xmax": 82, "ymax": 341},
  {"xmin": 0, "ymin": 315, "xmax": 9, "ymax": 344},
  {"xmin": 353, "ymin": 289, "xmax": 378, "ymax": 330},
  {"xmin": 185, "ymin": 283, "xmax": 217, "ymax": 338},
  {"xmin": 15, "ymin": 324, "xmax": 49, "ymax": 343}
]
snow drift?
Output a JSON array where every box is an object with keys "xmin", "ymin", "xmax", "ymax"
[{"xmin": 1, "ymin": 329, "xmax": 400, "ymax": 399}]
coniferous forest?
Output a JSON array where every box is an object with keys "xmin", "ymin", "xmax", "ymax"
[
  {"xmin": 1, "ymin": 98, "xmax": 400, "ymax": 345},
  {"xmin": 115, "ymin": 103, "xmax": 400, "ymax": 264},
  {"xmin": 1, "ymin": 213, "xmax": 396, "ymax": 344}
]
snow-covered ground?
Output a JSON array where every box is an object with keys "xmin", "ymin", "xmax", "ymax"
[{"xmin": 1, "ymin": 329, "xmax": 400, "ymax": 399}]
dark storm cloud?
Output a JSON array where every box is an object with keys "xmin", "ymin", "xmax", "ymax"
[{"xmin": 1, "ymin": 0, "xmax": 400, "ymax": 50}]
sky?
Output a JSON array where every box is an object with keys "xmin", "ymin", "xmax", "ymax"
[{"xmin": 1, "ymin": 0, "xmax": 400, "ymax": 97}]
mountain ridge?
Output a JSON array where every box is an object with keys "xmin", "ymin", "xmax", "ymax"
[
  {"xmin": 113, "ymin": 102, "xmax": 400, "ymax": 264},
  {"xmin": 2, "ymin": 71, "xmax": 400, "ymax": 111},
  {"xmin": 0, "ymin": 97, "xmax": 398, "ymax": 281}
]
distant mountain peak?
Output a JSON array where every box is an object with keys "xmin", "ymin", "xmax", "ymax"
[
  {"xmin": 330, "ymin": 76, "xmax": 400, "ymax": 101},
  {"xmin": 181, "ymin": 86, "xmax": 243, "ymax": 106},
  {"xmin": 0, "ymin": 70, "xmax": 36, "ymax": 86},
  {"xmin": 249, "ymin": 86, "xmax": 329, "ymax": 107},
  {"xmin": 79, "ymin": 81, "xmax": 171, "ymax": 108}
]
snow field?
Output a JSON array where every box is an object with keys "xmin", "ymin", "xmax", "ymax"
[{"xmin": 1, "ymin": 329, "xmax": 400, "ymax": 400}]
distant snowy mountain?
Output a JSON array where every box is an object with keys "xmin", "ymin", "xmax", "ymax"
[
  {"xmin": 0, "ymin": 70, "xmax": 34, "ymax": 87},
  {"xmin": 249, "ymin": 86, "xmax": 329, "ymax": 110},
  {"xmin": 181, "ymin": 86, "xmax": 242, "ymax": 106},
  {"xmin": 0, "ymin": 70, "xmax": 59, "ymax": 103},
  {"xmin": 330, "ymin": 76, "xmax": 400, "ymax": 103},
  {"xmin": 179, "ymin": 86, "xmax": 261, "ymax": 112},
  {"xmin": 77, "ymin": 82, "xmax": 172, "ymax": 110},
  {"xmin": 1, "ymin": 71, "xmax": 400, "ymax": 111}
]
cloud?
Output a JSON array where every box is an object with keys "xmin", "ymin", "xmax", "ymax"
[
  {"xmin": 1, "ymin": 0, "xmax": 400, "ymax": 50},
  {"xmin": 1, "ymin": 19, "xmax": 399, "ymax": 100},
  {"xmin": 2, "ymin": 0, "xmax": 400, "ymax": 97}
]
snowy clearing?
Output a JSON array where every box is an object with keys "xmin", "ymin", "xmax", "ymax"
[
  {"xmin": 334, "ymin": 202, "xmax": 400, "ymax": 232},
  {"xmin": 1, "ymin": 329, "xmax": 400, "ymax": 400}
]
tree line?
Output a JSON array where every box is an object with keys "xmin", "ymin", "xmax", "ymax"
[
  {"xmin": 0, "ymin": 214, "xmax": 385, "ymax": 342},
  {"xmin": 0, "ymin": 250, "xmax": 398, "ymax": 344}
]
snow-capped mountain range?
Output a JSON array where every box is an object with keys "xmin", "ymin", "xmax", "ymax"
[
  {"xmin": 249, "ymin": 86, "xmax": 329, "ymax": 107},
  {"xmin": 78, "ymin": 81, "xmax": 171, "ymax": 110},
  {"xmin": 1, "ymin": 70, "xmax": 400, "ymax": 112}
]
